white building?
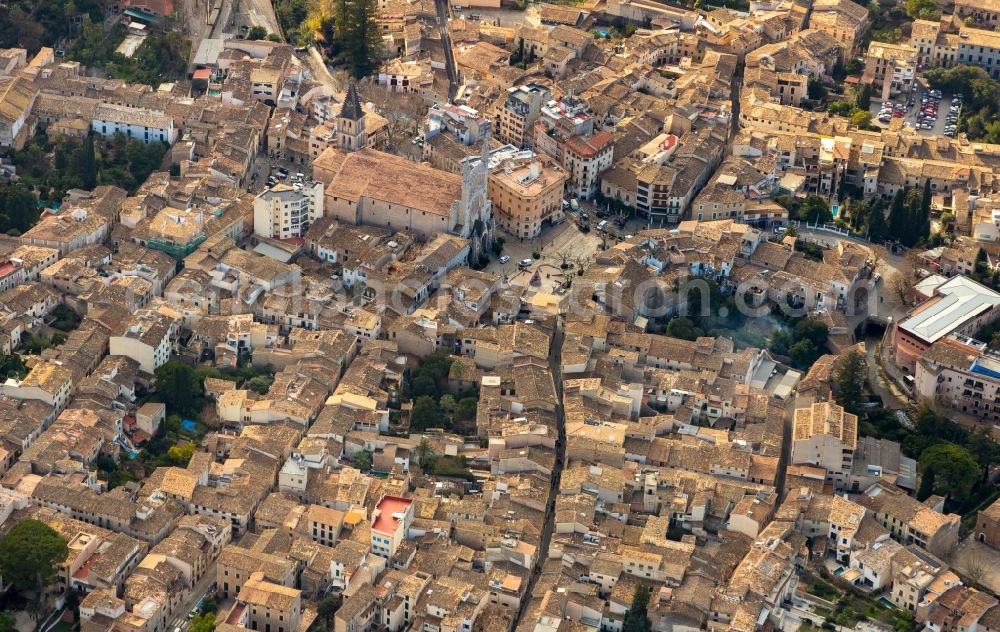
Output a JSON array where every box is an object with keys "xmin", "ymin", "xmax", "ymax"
[
  {"xmin": 92, "ymin": 103, "xmax": 178, "ymax": 144},
  {"xmin": 109, "ymin": 310, "xmax": 179, "ymax": 374},
  {"xmin": 0, "ymin": 360, "xmax": 73, "ymax": 412},
  {"xmin": 253, "ymin": 181, "xmax": 324, "ymax": 240},
  {"xmin": 915, "ymin": 335, "xmax": 1000, "ymax": 423}
]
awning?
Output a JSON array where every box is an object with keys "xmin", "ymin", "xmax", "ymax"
[{"xmin": 123, "ymin": 8, "xmax": 158, "ymax": 21}]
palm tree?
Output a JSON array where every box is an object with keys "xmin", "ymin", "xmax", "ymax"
[{"xmin": 414, "ymin": 439, "xmax": 435, "ymax": 467}]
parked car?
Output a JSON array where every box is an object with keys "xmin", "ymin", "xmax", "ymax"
[
  {"xmin": 518, "ymin": 258, "xmax": 532, "ymax": 268},
  {"xmin": 499, "ymin": 255, "xmax": 510, "ymax": 264}
]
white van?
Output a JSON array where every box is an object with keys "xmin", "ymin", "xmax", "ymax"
[
  {"xmin": 570, "ymin": 199, "xmax": 580, "ymax": 212},
  {"xmin": 597, "ymin": 220, "xmax": 608, "ymax": 231}
]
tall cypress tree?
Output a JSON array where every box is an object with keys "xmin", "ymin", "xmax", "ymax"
[
  {"xmin": 623, "ymin": 585, "xmax": 652, "ymax": 632},
  {"xmin": 335, "ymin": 0, "xmax": 383, "ymax": 78},
  {"xmin": 917, "ymin": 466, "xmax": 936, "ymax": 501},
  {"xmin": 918, "ymin": 178, "xmax": 932, "ymax": 241},
  {"xmin": 888, "ymin": 188, "xmax": 907, "ymax": 243},
  {"xmin": 75, "ymin": 134, "xmax": 98, "ymax": 190},
  {"xmin": 867, "ymin": 198, "xmax": 888, "ymax": 241}
]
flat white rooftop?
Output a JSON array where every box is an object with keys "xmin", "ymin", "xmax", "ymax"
[{"xmin": 899, "ymin": 275, "xmax": 1000, "ymax": 344}]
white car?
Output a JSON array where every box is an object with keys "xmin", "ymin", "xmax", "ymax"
[
  {"xmin": 518, "ymin": 258, "xmax": 533, "ymax": 268},
  {"xmin": 498, "ymin": 255, "xmax": 510, "ymax": 264}
]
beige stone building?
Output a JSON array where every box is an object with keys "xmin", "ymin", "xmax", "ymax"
[
  {"xmin": 497, "ymin": 84, "xmax": 551, "ymax": 149},
  {"xmin": 313, "ymin": 147, "xmax": 494, "ymax": 259},
  {"xmin": 809, "ymin": 0, "xmax": 870, "ymax": 57},
  {"xmin": 864, "ymin": 41, "xmax": 918, "ymax": 101},
  {"xmin": 790, "ymin": 401, "xmax": 858, "ymax": 489},
  {"xmin": 488, "ymin": 154, "xmax": 567, "ymax": 239}
]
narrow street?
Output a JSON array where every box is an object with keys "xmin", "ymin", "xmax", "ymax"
[
  {"xmin": 305, "ymin": 46, "xmax": 344, "ymax": 94},
  {"xmin": 433, "ymin": 0, "xmax": 460, "ymax": 100},
  {"xmin": 513, "ymin": 325, "xmax": 565, "ymax": 628},
  {"xmin": 776, "ymin": 395, "xmax": 794, "ymax": 498},
  {"xmin": 865, "ymin": 335, "xmax": 912, "ymax": 411},
  {"xmin": 171, "ymin": 561, "xmax": 218, "ymax": 631},
  {"xmin": 729, "ymin": 65, "xmax": 742, "ymax": 142}
]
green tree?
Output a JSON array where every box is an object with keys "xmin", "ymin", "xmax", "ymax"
[
  {"xmin": 965, "ymin": 427, "xmax": 1000, "ymax": 482},
  {"xmin": 439, "ymin": 394, "xmax": 457, "ymax": 416},
  {"xmin": 245, "ymin": 375, "xmax": 273, "ymax": 395},
  {"xmin": 414, "ymin": 438, "xmax": 435, "ymax": 466},
  {"xmin": 0, "ymin": 350, "xmax": 27, "ymax": 379},
  {"xmin": 411, "ymin": 395, "xmax": 444, "ymax": 430},
  {"xmin": 789, "ymin": 339, "xmax": 819, "ymax": 369},
  {"xmin": 918, "ymin": 443, "xmax": 979, "ymax": 504},
  {"xmin": 917, "ymin": 466, "xmax": 936, "ymax": 501},
  {"xmin": 189, "ymin": 613, "xmax": 216, "ymax": 632},
  {"xmin": 807, "ymin": 77, "xmax": 827, "ymax": 101},
  {"xmin": 888, "ymin": 188, "xmax": 907, "ymax": 243},
  {"xmin": 795, "ymin": 318, "xmax": 829, "ymax": 349},
  {"xmin": 834, "ymin": 350, "xmax": 866, "ymax": 414},
  {"xmin": 903, "ymin": 0, "xmax": 940, "ymax": 19},
  {"xmin": 866, "ymin": 198, "xmax": 888, "ymax": 241},
  {"xmin": 0, "ymin": 184, "xmax": 40, "ymax": 234},
  {"xmin": 352, "ymin": 450, "xmax": 372, "ymax": 471},
  {"xmin": 200, "ymin": 595, "xmax": 218, "ymax": 615},
  {"xmin": 827, "ymin": 100, "xmax": 853, "ymax": 116},
  {"xmin": 666, "ymin": 317, "xmax": 701, "ymax": 341},
  {"xmin": 854, "ymin": 83, "xmax": 873, "ymax": 111},
  {"xmin": 247, "ymin": 25, "xmax": 268, "ymax": 40},
  {"xmin": 623, "ymin": 584, "xmax": 652, "ymax": 632},
  {"xmin": 0, "ymin": 519, "xmax": 69, "ymax": 619},
  {"xmin": 333, "ymin": 0, "xmax": 383, "ymax": 77},
  {"xmin": 850, "ymin": 110, "xmax": 873, "ymax": 130},
  {"xmin": 154, "ymin": 361, "xmax": 204, "ymax": 417},
  {"xmin": 411, "ymin": 374, "xmax": 438, "ymax": 398},
  {"xmin": 317, "ymin": 595, "xmax": 342, "ymax": 630},
  {"xmin": 770, "ymin": 330, "xmax": 792, "ymax": 356},
  {"xmin": 66, "ymin": 589, "xmax": 81, "ymax": 621},
  {"xmin": 0, "ymin": 611, "xmax": 14, "ymax": 632},
  {"xmin": 800, "ymin": 196, "xmax": 832, "ymax": 225},
  {"xmin": 456, "ymin": 397, "xmax": 478, "ymax": 421},
  {"xmin": 416, "ymin": 350, "xmax": 454, "ymax": 384},
  {"xmin": 167, "ymin": 442, "xmax": 195, "ymax": 466},
  {"xmin": 76, "ymin": 134, "xmax": 98, "ymax": 190},
  {"xmin": 275, "ymin": 0, "xmax": 312, "ymax": 45},
  {"xmin": 916, "ymin": 178, "xmax": 932, "ymax": 242}
]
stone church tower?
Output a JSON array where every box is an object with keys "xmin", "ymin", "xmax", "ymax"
[
  {"xmin": 459, "ymin": 128, "xmax": 495, "ymax": 263},
  {"xmin": 336, "ymin": 82, "xmax": 367, "ymax": 152}
]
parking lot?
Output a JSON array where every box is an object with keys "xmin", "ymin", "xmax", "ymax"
[
  {"xmin": 869, "ymin": 87, "xmax": 960, "ymax": 137},
  {"xmin": 485, "ymin": 213, "xmax": 605, "ymax": 280},
  {"xmin": 453, "ymin": 4, "xmax": 540, "ymax": 27}
]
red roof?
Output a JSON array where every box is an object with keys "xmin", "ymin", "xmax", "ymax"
[
  {"xmin": 193, "ymin": 68, "xmax": 213, "ymax": 80},
  {"xmin": 226, "ymin": 603, "xmax": 246, "ymax": 625},
  {"xmin": 371, "ymin": 496, "xmax": 412, "ymax": 534},
  {"xmin": 564, "ymin": 132, "xmax": 613, "ymax": 158},
  {"xmin": 72, "ymin": 553, "xmax": 101, "ymax": 580}
]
